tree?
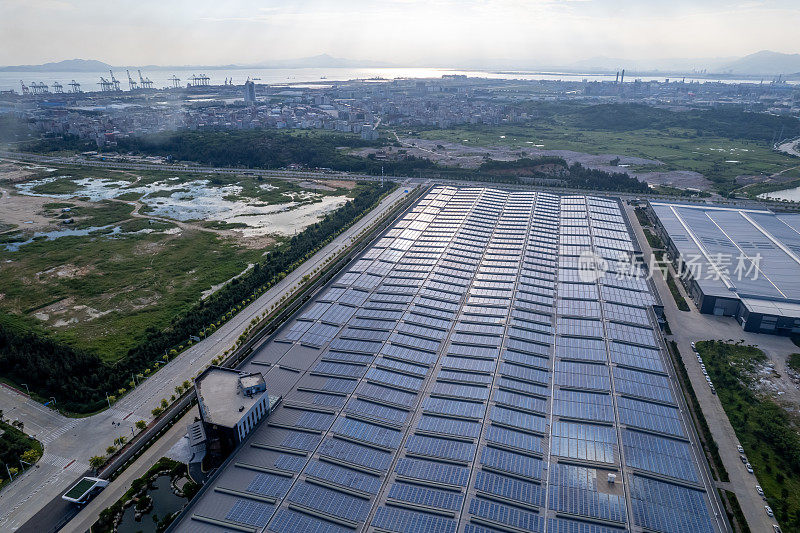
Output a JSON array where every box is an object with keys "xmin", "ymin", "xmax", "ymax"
[
  {"xmin": 135, "ymin": 420, "xmax": 147, "ymax": 431},
  {"xmin": 89, "ymin": 456, "xmax": 106, "ymax": 471},
  {"xmin": 20, "ymin": 449, "xmax": 39, "ymax": 464},
  {"xmin": 106, "ymin": 445, "xmax": 117, "ymax": 455}
]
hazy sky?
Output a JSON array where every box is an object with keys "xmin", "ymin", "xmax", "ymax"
[{"xmin": 1, "ymin": 0, "xmax": 799, "ymax": 67}]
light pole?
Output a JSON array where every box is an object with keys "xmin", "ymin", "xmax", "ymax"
[
  {"xmin": 105, "ymin": 392, "xmax": 111, "ymax": 408},
  {"xmin": 20, "ymin": 383, "xmax": 30, "ymax": 396}
]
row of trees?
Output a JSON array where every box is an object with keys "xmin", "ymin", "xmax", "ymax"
[
  {"xmin": 0, "ymin": 414, "xmax": 41, "ymax": 482},
  {"xmin": 0, "ymin": 181, "xmax": 394, "ymax": 413}
]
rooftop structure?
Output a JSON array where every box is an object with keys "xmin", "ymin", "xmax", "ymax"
[
  {"xmin": 196, "ymin": 366, "xmax": 270, "ymax": 430},
  {"xmin": 62, "ymin": 477, "xmax": 108, "ymax": 504},
  {"xmin": 170, "ymin": 187, "xmax": 725, "ymax": 533},
  {"xmin": 649, "ymin": 201, "xmax": 800, "ymax": 334}
]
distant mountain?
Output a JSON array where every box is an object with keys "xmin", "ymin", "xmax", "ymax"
[
  {"xmin": 721, "ymin": 50, "xmax": 800, "ymax": 75},
  {"xmin": 0, "ymin": 59, "xmax": 112, "ymax": 72},
  {"xmin": 252, "ymin": 54, "xmax": 395, "ymax": 69}
]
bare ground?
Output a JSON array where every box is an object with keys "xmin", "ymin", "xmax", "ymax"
[{"xmin": 358, "ymin": 136, "xmax": 713, "ymax": 190}]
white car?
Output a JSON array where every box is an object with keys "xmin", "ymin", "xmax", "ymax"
[
  {"xmin": 691, "ymin": 342, "xmax": 696, "ymax": 349},
  {"xmin": 737, "ymin": 445, "xmax": 745, "ymax": 453},
  {"xmin": 756, "ymin": 485, "xmax": 765, "ymax": 497},
  {"xmin": 765, "ymin": 505, "xmax": 774, "ymax": 517},
  {"xmin": 746, "ymin": 463, "xmax": 754, "ymax": 474}
]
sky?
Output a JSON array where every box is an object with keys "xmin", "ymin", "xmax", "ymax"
[{"xmin": 1, "ymin": 0, "xmax": 799, "ymax": 67}]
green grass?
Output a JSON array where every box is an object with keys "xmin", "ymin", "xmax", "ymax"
[
  {"xmin": 644, "ymin": 228, "xmax": 665, "ymax": 250},
  {"xmin": 415, "ymin": 124, "xmax": 797, "ymax": 194},
  {"xmin": 31, "ymin": 177, "xmax": 81, "ymax": 195},
  {"xmin": 788, "ymin": 353, "xmax": 800, "ymax": 373},
  {"xmin": 666, "ymin": 271, "xmax": 691, "ymax": 311},
  {"xmin": 0, "ymin": 420, "xmax": 43, "ymax": 484},
  {"xmin": 698, "ymin": 340, "xmax": 800, "ymax": 530},
  {"xmin": 0, "ymin": 210, "xmax": 265, "ymax": 361}
]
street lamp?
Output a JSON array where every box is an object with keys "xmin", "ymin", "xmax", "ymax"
[
  {"xmin": 105, "ymin": 392, "xmax": 111, "ymax": 408},
  {"xmin": 20, "ymin": 383, "xmax": 30, "ymax": 396}
]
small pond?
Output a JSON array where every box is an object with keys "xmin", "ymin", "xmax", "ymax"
[{"xmin": 116, "ymin": 474, "xmax": 187, "ymax": 533}]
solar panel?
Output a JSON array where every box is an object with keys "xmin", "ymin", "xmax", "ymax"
[
  {"xmin": 287, "ymin": 482, "xmax": 371, "ymax": 523},
  {"xmin": 629, "ymin": 475, "xmax": 715, "ymax": 533},
  {"xmin": 226, "ymin": 499, "xmax": 275, "ymax": 527},
  {"xmin": 468, "ymin": 497, "xmax": 545, "ymax": 532},
  {"xmin": 268, "ymin": 508, "xmax": 351, "ymax": 533},
  {"xmin": 371, "ymin": 506, "xmax": 457, "ymax": 533},
  {"xmin": 387, "ymin": 482, "xmax": 464, "ymax": 511},
  {"xmin": 395, "ymin": 457, "xmax": 469, "ymax": 487}
]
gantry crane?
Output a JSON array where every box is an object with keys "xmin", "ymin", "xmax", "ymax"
[
  {"xmin": 68, "ymin": 80, "xmax": 82, "ymax": 93},
  {"xmin": 127, "ymin": 70, "xmax": 138, "ymax": 91},
  {"xmin": 52, "ymin": 81, "xmax": 63, "ymax": 93},
  {"xmin": 109, "ymin": 70, "xmax": 121, "ymax": 91},
  {"xmin": 20, "ymin": 81, "xmax": 29, "ymax": 95},
  {"xmin": 169, "ymin": 75, "xmax": 180, "ymax": 88}
]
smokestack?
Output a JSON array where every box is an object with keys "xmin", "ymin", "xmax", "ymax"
[{"xmin": 621, "ymin": 69, "xmax": 625, "ymax": 84}]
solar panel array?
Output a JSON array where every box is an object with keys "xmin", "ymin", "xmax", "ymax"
[{"xmin": 175, "ymin": 187, "xmax": 723, "ymax": 533}]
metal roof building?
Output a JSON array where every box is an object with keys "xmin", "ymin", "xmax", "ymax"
[
  {"xmin": 171, "ymin": 187, "xmax": 725, "ymax": 533},
  {"xmin": 648, "ymin": 201, "xmax": 800, "ymax": 335}
]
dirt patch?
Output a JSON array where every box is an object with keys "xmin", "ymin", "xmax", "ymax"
[
  {"xmin": 230, "ymin": 232, "xmax": 275, "ymax": 250},
  {"xmin": 369, "ymin": 137, "xmax": 714, "ymax": 191},
  {"xmin": 318, "ymin": 179, "xmax": 357, "ymax": 190},
  {"xmin": 298, "ymin": 180, "xmax": 336, "ymax": 191},
  {"xmin": 36, "ymin": 263, "xmax": 96, "ymax": 280}
]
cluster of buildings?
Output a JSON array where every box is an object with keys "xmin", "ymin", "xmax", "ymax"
[{"xmin": 2, "ymin": 75, "xmax": 798, "ymax": 147}]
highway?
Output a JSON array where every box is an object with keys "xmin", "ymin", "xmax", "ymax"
[
  {"xmin": 0, "ymin": 151, "xmax": 382, "ymax": 182},
  {"xmin": 0, "ymin": 183, "xmax": 415, "ymax": 531}
]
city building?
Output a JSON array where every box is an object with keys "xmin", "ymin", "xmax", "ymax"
[
  {"xmin": 169, "ymin": 187, "xmax": 724, "ymax": 533},
  {"xmin": 648, "ymin": 201, "xmax": 800, "ymax": 334},
  {"xmin": 244, "ymin": 80, "xmax": 256, "ymax": 105},
  {"xmin": 194, "ymin": 366, "xmax": 275, "ymax": 463}
]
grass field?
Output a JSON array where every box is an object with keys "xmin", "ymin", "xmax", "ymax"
[
  {"xmin": 697, "ymin": 340, "xmax": 800, "ymax": 530},
  {"xmin": 0, "ymin": 164, "xmax": 362, "ymax": 362},
  {"xmin": 0, "ymin": 213, "xmax": 265, "ymax": 361},
  {"xmin": 414, "ymin": 124, "xmax": 796, "ymax": 194}
]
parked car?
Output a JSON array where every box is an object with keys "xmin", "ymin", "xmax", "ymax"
[
  {"xmin": 765, "ymin": 505, "xmax": 774, "ymax": 517},
  {"xmin": 740, "ymin": 455, "xmax": 748, "ymax": 463},
  {"xmin": 756, "ymin": 485, "xmax": 765, "ymax": 497},
  {"xmin": 737, "ymin": 445, "xmax": 744, "ymax": 453},
  {"xmin": 774, "ymin": 524, "xmax": 782, "ymax": 533},
  {"xmin": 746, "ymin": 463, "xmax": 754, "ymax": 474},
  {"xmin": 691, "ymin": 342, "xmax": 696, "ymax": 349}
]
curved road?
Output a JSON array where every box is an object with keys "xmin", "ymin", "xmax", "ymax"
[{"xmin": 0, "ymin": 183, "xmax": 414, "ymax": 531}]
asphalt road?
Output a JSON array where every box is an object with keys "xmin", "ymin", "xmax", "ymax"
[
  {"xmin": 0, "ymin": 183, "xmax": 414, "ymax": 531},
  {"xmin": 626, "ymin": 203, "xmax": 791, "ymax": 532}
]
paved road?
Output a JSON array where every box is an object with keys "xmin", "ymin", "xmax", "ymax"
[
  {"xmin": 0, "ymin": 184, "xmax": 415, "ymax": 531},
  {"xmin": 0, "ymin": 151, "xmax": 381, "ymax": 182},
  {"xmin": 63, "ymin": 407, "xmax": 199, "ymax": 533},
  {"xmin": 626, "ymin": 203, "xmax": 790, "ymax": 532}
]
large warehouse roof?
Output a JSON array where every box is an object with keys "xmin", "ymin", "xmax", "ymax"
[
  {"xmin": 172, "ymin": 187, "xmax": 723, "ymax": 533},
  {"xmin": 650, "ymin": 202, "xmax": 800, "ymax": 309}
]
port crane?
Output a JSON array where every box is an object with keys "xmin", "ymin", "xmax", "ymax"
[
  {"xmin": 20, "ymin": 81, "xmax": 29, "ymax": 95},
  {"xmin": 126, "ymin": 70, "xmax": 138, "ymax": 90},
  {"xmin": 99, "ymin": 77, "xmax": 112, "ymax": 92},
  {"xmin": 52, "ymin": 81, "xmax": 63, "ymax": 93},
  {"xmin": 30, "ymin": 82, "xmax": 49, "ymax": 95},
  {"xmin": 108, "ymin": 70, "xmax": 121, "ymax": 91},
  {"xmin": 138, "ymin": 70, "xmax": 153, "ymax": 89},
  {"xmin": 169, "ymin": 75, "xmax": 181, "ymax": 88},
  {"xmin": 68, "ymin": 80, "xmax": 82, "ymax": 93}
]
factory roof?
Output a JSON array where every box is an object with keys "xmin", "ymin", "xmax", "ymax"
[
  {"xmin": 172, "ymin": 187, "xmax": 723, "ymax": 533},
  {"xmin": 651, "ymin": 201, "xmax": 800, "ymax": 313}
]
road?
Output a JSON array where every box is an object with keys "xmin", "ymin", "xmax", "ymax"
[
  {"xmin": 0, "ymin": 183, "xmax": 415, "ymax": 531},
  {"xmin": 0, "ymin": 151, "xmax": 381, "ymax": 182},
  {"xmin": 62, "ymin": 407, "xmax": 199, "ymax": 533},
  {"xmin": 626, "ymin": 203, "xmax": 791, "ymax": 532}
]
